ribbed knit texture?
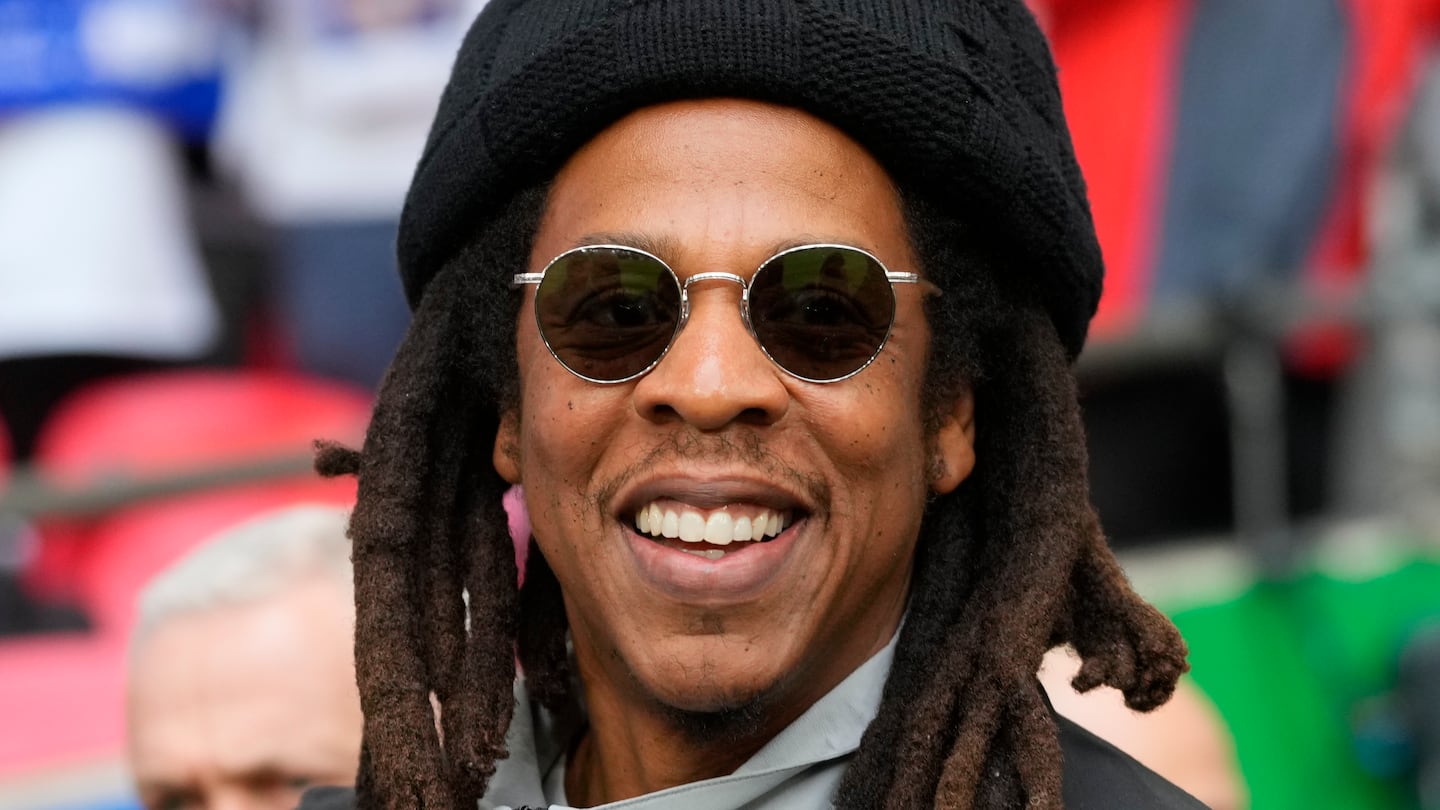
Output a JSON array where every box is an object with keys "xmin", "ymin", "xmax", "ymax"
[{"xmin": 398, "ymin": 0, "xmax": 1103, "ymax": 357}]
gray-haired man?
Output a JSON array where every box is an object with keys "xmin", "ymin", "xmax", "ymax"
[{"xmin": 127, "ymin": 505, "xmax": 362, "ymax": 810}]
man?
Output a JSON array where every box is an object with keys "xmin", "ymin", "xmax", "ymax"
[
  {"xmin": 127, "ymin": 505, "xmax": 363, "ymax": 810},
  {"xmin": 311, "ymin": 0, "xmax": 1206, "ymax": 806}
]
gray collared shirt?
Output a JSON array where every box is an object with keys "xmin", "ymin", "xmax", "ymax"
[
  {"xmin": 297, "ymin": 630, "xmax": 1206, "ymax": 810},
  {"xmin": 479, "ymin": 635, "xmax": 898, "ymax": 810}
]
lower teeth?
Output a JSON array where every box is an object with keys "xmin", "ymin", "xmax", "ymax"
[{"xmin": 681, "ymin": 548, "xmax": 726, "ymax": 560}]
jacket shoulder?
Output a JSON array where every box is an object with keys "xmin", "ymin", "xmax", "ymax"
[
  {"xmin": 1057, "ymin": 714, "xmax": 1212, "ymax": 809},
  {"xmin": 297, "ymin": 786, "xmax": 357, "ymax": 810}
]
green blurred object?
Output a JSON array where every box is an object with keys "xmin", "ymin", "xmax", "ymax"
[{"xmin": 1167, "ymin": 554, "xmax": 1440, "ymax": 809}]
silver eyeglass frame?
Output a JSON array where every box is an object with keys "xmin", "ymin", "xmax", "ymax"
[{"xmin": 512, "ymin": 242, "xmax": 938, "ymax": 385}]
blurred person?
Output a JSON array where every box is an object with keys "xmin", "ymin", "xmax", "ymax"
[
  {"xmin": 127, "ymin": 504, "xmax": 362, "ymax": 810},
  {"xmin": 0, "ymin": 0, "xmax": 224, "ymax": 461},
  {"xmin": 208, "ymin": 0, "xmax": 484, "ymax": 389}
]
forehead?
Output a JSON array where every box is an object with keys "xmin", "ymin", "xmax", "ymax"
[
  {"xmin": 531, "ymin": 99, "xmax": 913, "ymax": 272},
  {"xmin": 126, "ymin": 583, "xmax": 361, "ymax": 782}
]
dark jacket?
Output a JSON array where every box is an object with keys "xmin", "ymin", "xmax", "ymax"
[{"xmin": 1054, "ymin": 714, "xmax": 1211, "ymax": 808}]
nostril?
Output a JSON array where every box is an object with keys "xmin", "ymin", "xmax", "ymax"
[
  {"xmin": 641, "ymin": 402, "xmax": 682, "ymax": 423},
  {"xmin": 736, "ymin": 406, "xmax": 773, "ymax": 425}
]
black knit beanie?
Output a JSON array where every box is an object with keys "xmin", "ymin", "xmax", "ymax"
[{"xmin": 398, "ymin": 0, "xmax": 1103, "ymax": 357}]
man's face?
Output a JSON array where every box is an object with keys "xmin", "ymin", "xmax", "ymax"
[
  {"xmin": 127, "ymin": 579, "xmax": 363, "ymax": 810},
  {"xmin": 495, "ymin": 99, "xmax": 975, "ymax": 733}
]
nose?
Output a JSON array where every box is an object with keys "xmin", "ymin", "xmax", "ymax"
[{"xmin": 632, "ymin": 281, "xmax": 790, "ymax": 430}]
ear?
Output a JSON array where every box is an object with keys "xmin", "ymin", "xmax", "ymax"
[
  {"xmin": 929, "ymin": 389, "xmax": 975, "ymax": 495},
  {"xmin": 494, "ymin": 409, "xmax": 522, "ymax": 484}
]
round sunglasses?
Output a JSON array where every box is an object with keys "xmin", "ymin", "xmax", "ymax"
[{"xmin": 512, "ymin": 243, "xmax": 938, "ymax": 384}]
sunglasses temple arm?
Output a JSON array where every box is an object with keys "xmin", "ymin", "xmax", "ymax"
[
  {"xmin": 512, "ymin": 272, "xmax": 545, "ymax": 288},
  {"xmin": 886, "ymin": 271, "xmax": 942, "ymax": 297}
]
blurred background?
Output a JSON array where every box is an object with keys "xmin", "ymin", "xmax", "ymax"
[{"xmin": 0, "ymin": 1, "xmax": 1438, "ymax": 808}]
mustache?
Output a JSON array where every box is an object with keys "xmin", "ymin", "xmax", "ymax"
[{"xmin": 593, "ymin": 431, "xmax": 831, "ymax": 514}]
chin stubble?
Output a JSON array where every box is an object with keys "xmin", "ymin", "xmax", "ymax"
[{"xmin": 659, "ymin": 689, "xmax": 775, "ymax": 747}]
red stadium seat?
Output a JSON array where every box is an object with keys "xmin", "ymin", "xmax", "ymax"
[
  {"xmin": 76, "ymin": 484, "xmax": 356, "ymax": 634},
  {"xmin": 33, "ymin": 369, "xmax": 371, "ymax": 483},
  {"xmin": 24, "ymin": 369, "xmax": 371, "ymax": 606}
]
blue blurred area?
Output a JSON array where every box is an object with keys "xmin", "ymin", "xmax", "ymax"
[
  {"xmin": 0, "ymin": 0, "xmax": 221, "ymax": 140},
  {"xmin": 38, "ymin": 796, "xmax": 142, "ymax": 810}
]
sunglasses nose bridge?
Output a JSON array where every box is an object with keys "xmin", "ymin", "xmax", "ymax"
[
  {"xmin": 678, "ymin": 270, "xmax": 750, "ymax": 326},
  {"xmin": 680, "ymin": 271, "xmax": 749, "ymax": 293}
]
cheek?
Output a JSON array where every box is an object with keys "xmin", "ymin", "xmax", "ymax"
[
  {"xmin": 513, "ymin": 378, "xmax": 635, "ymax": 554},
  {"xmin": 805, "ymin": 358, "xmax": 929, "ymax": 465},
  {"xmin": 513, "ymin": 300, "xmax": 657, "ymax": 490},
  {"xmin": 512, "ymin": 319, "xmax": 597, "ymax": 484},
  {"xmin": 518, "ymin": 378, "xmax": 630, "ymax": 482}
]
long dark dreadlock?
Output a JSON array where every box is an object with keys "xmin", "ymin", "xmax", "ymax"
[{"xmin": 317, "ymin": 179, "xmax": 1188, "ymax": 809}]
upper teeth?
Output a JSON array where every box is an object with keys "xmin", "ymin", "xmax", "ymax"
[{"xmin": 635, "ymin": 502, "xmax": 791, "ymax": 545}]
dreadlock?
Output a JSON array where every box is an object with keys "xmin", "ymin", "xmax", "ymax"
[
  {"xmin": 318, "ymin": 183, "xmax": 544, "ymax": 810},
  {"xmin": 321, "ymin": 182, "xmax": 1188, "ymax": 810}
]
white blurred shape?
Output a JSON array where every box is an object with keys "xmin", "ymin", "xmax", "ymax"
[{"xmin": 0, "ymin": 107, "xmax": 219, "ymax": 360}]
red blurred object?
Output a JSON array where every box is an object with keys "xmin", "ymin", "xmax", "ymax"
[
  {"xmin": 0, "ymin": 634, "xmax": 127, "ymax": 778},
  {"xmin": 1031, "ymin": 0, "xmax": 1193, "ymax": 340},
  {"xmin": 77, "ymin": 484, "xmax": 356, "ymax": 634},
  {"xmin": 1032, "ymin": 0, "xmax": 1440, "ymax": 365},
  {"xmin": 33, "ymin": 369, "xmax": 371, "ymax": 484},
  {"xmin": 1293, "ymin": 0, "xmax": 1440, "ymax": 374},
  {"xmin": 25, "ymin": 369, "xmax": 372, "ymax": 604}
]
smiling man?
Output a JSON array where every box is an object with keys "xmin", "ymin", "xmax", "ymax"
[{"xmin": 309, "ymin": 1, "xmax": 1207, "ymax": 808}]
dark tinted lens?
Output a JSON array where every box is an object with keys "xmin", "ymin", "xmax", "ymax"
[
  {"xmin": 533, "ymin": 247, "xmax": 682, "ymax": 381},
  {"xmin": 749, "ymin": 247, "xmax": 895, "ymax": 380}
]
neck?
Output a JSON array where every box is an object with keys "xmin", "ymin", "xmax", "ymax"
[
  {"xmin": 558, "ymin": 607, "xmax": 906, "ymax": 805},
  {"xmin": 564, "ymin": 686, "xmax": 795, "ymax": 806}
]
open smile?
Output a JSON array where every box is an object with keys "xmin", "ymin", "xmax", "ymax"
[
  {"xmin": 615, "ymin": 480, "xmax": 813, "ymax": 599},
  {"xmin": 633, "ymin": 499, "xmax": 794, "ymax": 560}
]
